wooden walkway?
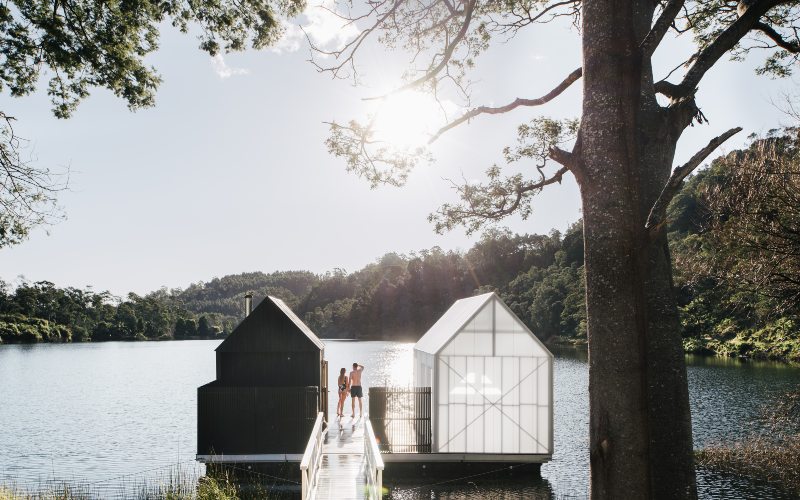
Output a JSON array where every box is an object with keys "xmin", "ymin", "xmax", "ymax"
[{"xmin": 314, "ymin": 415, "xmax": 367, "ymax": 500}]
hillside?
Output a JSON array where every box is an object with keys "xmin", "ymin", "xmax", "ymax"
[{"xmin": 1, "ymin": 130, "xmax": 798, "ymax": 360}]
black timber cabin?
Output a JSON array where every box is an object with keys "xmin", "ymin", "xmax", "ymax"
[{"xmin": 197, "ymin": 295, "xmax": 327, "ymax": 461}]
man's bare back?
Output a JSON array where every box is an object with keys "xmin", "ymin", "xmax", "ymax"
[
  {"xmin": 350, "ymin": 365, "xmax": 364, "ymax": 386},
  {"xmin": 350, "ymin": 363, "xmax": 365, "ymax": 417}
]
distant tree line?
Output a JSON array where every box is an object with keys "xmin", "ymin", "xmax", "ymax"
[
  {"xmin": 1, "ymin": 131, "xmax": 797, "ymax": 360},
  {"xmin": 0, "ymin": 282, "xmax": 230, "ymax": 343}
]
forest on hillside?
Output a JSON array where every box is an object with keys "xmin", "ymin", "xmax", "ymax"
[{"xmin": 1, "ymin": 131, "xmax": 798, "ymax": 361}]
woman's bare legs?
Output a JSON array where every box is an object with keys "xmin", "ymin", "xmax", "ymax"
[{"xmin": 337, "ymin": 391, "xmax": 345, "ymax": 416}]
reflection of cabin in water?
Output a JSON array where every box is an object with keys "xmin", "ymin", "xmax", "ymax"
[
  {"xmin": 196, "ymin": 294, "xmax": 327, "ymax": 462},
  {"xmin": 370, "ymin": 292, "xmax": 553, "ymax": 468}
]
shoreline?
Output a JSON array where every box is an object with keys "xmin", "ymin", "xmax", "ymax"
[{"xmin": 2, "ymin": 334, "xmax": 799, "ymax": 366}]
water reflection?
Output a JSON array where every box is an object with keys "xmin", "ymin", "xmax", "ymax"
[
  {"xmin": 387, "ymin": 470, "xmax": 557, "ymax": 499},
  {"xmin": 324, "ymin": 341, "xmax": 416, "ymax": 415},
  {"xmin": 1, "ymin": 340, "xmax": 799, "ymax": 499}
]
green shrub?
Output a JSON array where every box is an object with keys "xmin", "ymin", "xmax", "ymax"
[
  {"xmin": 0, "ymin": 314, "xmax": 73, "ymax": 344},
  {"xmin": 682, "ymin": 318, "xmax": 800, "ymax": 362},
  {"xmin": 197, "ymin": 475, "xmax": 239, "ymax": 500}
]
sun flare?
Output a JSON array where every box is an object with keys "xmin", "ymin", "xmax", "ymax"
[{"xmin": 371, "ymin": 91, "xmax": 444, "ymax": 150}]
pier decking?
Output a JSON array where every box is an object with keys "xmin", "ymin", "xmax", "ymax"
[
  {"xmin": 301, "ymin": 413, "xmax": 383, "ymax": 500},
  {"xmin": 315, "ymin": 416, "xmax": 366, "ymax": 499}
]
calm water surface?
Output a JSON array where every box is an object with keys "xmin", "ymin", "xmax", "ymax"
[{"xmin": 1, "ymin": 340, "xmax": 798, "ymax": 498}]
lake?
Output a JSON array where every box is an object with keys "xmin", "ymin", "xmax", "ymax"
[{"xmin": 1, "ymin": 340, "xmax": 798, "ymax": 498}]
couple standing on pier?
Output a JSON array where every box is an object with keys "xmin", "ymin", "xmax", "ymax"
[{"xmin": 336, "ymin": 362, "xmax": 365, "ymax": 418}]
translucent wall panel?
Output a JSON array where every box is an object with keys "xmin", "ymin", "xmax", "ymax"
[
  {"xmin": 436, "ymin": 354, "xmax": 551, "ymax": 454},
  {"xmin": 494, "ymin": 302, "xmax": 549, "ymax": 357},
  {"xmin": 414, "ymin": 351, "xmax": 435, "ymax": 387},
  {"xmin": 428, "ymin": 296, "xmax": 552, "ymax": 456},
  {"xmin": 449, "ymin": 356, "xmax": 466, "ymax": 404},
  {"xmin": 501, "ymin": 357, "xmax": 519, "ymax": 405},
  {"xmin": 494, "ymin": 302, "xmax": 517, "ymax": 332},
  {"xmin": 469, "ymin": 302, "xmax": 493, "ymax": 331},
  {"xmin": 448, "ymin": 402, "xmax": 465, "ymax": 450},
  {"xmin": 537, "ymin": 360, "xmax": 550, "ymax": 406},
  {"xmin": 441, "ymin": 300, "xmax": 493, "ymax": 356},
  {"xmin": 438, "ymin": 404, "xmax": 448, "ymax": 452},
  {"xmin": 467, "ymin": 404, "xmax": 483, "ymax": 450},
  {"xmin": 502, "ymin": 406, "xmax": 520, "ymax": 453},
  {"xmin": 483, "ymin": 405, "xmax": 502, "ymax": 453},
  {"xmin": 520, "ymin": 357, "xmax": 536, "ymax": 405},
  {"xmin": 520, "ymin": 404, "xmax": 536, "ymax": 451},
  {"xmin": 538, "ymin": 406, "xmax": 550, "ymax": 453}
]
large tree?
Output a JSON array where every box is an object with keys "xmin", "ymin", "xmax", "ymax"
[
  {"xmin": 0, "ymin": 0, "xmax": 304, "ymax": 247},
  {"xmin": 316, "ymin": 0, "xmax": 800, "ymax": 497}
]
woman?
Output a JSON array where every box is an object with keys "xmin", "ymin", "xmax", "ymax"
[{"xmin": 336, "ymin": 367, "xmax": 349, "ymax": 417}]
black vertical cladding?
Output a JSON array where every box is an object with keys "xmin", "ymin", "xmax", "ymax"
[{"xmin": 197, "ymin": 296, "xmax": 326, "ymax": 456}]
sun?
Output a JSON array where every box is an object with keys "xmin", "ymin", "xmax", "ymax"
[{"xmin": 371, "ymin": 91, "xmax": 444, "ymax": 150}]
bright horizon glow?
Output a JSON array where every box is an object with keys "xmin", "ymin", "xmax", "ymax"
[
  {"xmin": 371, "ymin": 90, "xmax": 446, "ymax": 149},
  {"xmin": 0, "ymin": 17, "xmax": 788, "ymax": 297}
]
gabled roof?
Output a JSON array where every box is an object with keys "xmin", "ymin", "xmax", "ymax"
[
  {"xmin": 271, "ymin": 297, "xmax": 325, "ymax": 350},
  {"xmin": 414, "ymin": 292, "xmax": 494, "ymax": 355},
  {"xmin": 414, "ymin": 292, "xmax": 553, "ymax": 358},
  {"xmin": 216, "ymin": 296, "xmax": 324, "ymax": 352}
]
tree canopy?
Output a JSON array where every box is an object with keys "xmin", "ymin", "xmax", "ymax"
[{"xmin": 0, "ymin": 0, "xmax": 304, "ymax": 247}]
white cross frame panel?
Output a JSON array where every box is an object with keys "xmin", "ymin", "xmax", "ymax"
[
  {"xmin": 415, "ymin": 293, "xmax": 554, "ymax": 457},
  {"xmin": 435, "ymin": 355, "xmax": 551, "ymax": 454}
]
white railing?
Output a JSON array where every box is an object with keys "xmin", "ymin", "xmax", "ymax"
[
  {"xmin": 300, "ymin": 412, "xmax": 326, "ymax": 500},
  {"xmin": 364, "ymin": 419, "xmax": 384, "ymax": 499}
]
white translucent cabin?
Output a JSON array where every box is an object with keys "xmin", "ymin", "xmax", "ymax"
[{"xmin": 414, "ymin": 292, "xmax": 553, "ymax": 458}]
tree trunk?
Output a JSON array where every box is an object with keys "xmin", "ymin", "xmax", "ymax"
[{"xmin": 580, "ymin": 1, "xmax": 697, "ymax": 498}]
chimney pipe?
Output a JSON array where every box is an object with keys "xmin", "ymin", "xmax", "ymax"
[{"xmin": 244, "ymin": 292, "xmax": 253, "ymax": 318}]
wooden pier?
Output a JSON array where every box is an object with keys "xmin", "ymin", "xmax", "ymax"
[
  {"xmin": 316, "ymin": 416, "xmax": 366, "ymax": 499},
  {"xmin": 300, "ymin": 413, "xmax": 383, "ymax": 500}
]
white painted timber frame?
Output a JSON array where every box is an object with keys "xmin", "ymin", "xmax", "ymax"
[
  {"xmin": 364, "ymin": 419, "xmax": 384, "ymax": 499},
  {"xmin": 300, "ymin": 412, "xmax": 326, "ymax": 500}
]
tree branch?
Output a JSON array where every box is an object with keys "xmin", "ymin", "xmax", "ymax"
[
  {"xmin": 663, "ymin": 0, "xmax": 785, "ymax": 99},
  {"xmin": 306, "ymin": 0, "xmax": 400, "ymax": 81},
  {"xmin": 646, "ymin": 127, "xmax": 742, "ymax": 233},
  {"xmin": 755, "ymin": 21, "xmax": 800, "ymax": 52},
  {"xmin": 366, "ymin": 0, "xmax": 478, "ymax": 99},
  {"xmin": 654, "ymin": 79, "xmax": 684, "ymax": 99},
  {"xmin": 427, "ymin": 67, "xmax": 583, "ymax": 143},
  {"xmin": 548, "ymin": 146, "xmax": 574, "ymax": 168},
  {"xmin": 640, "ymin": 0, "xmax": 685, "ymax": 58},
  {"xmin": 489, "ymin": 0, "xmax": 580, "ymax": 35},
  {"xmin": 452, "ymin": 166, "xmax": 569, "ymax": 220},
  {"xmin": 430, "ymin": 164, "xmax": 571, "ymax": 234},
  {"xmin": 521, "ymin": 165, "xmax": 570, "ymax": 195}
]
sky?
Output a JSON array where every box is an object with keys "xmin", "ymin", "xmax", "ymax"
[{"xmin": 0, "ymin": 6, "xmax": 796, "ymax": 297}]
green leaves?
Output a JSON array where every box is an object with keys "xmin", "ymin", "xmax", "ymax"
[
  {"xmin": 430, "ymin": 116, "xmax": 577, "ymax": 235},
  {"xmin": 1, "ymin": 0, "xmax": 304, "ymax": 118},
  {"xmin": 681, "ymin": 1, "xmax": 800, "ymax": 78},
  {"xmin": 0, "ymin": 0, "xmax": 306, "ymax": 248},
  {"xmin": 325, "ymin": 120, "xmax": 432, "ymax": 188},
  {"xmin": 503, "ymin": 117, "xmax": 578, "ymax": 165}
]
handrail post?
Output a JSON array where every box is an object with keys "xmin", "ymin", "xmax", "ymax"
[
  {"xmin": 364, "ymin": 418, "xmax": 385, "ymax": 499},
  {"xmin": 300, "ymin": 412, "xmax": 325, "ymax": 500}
]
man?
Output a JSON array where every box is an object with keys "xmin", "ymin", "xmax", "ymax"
[{"xmin": 350, "ymin": 362, "xmax": 365, "ymax": 418}]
